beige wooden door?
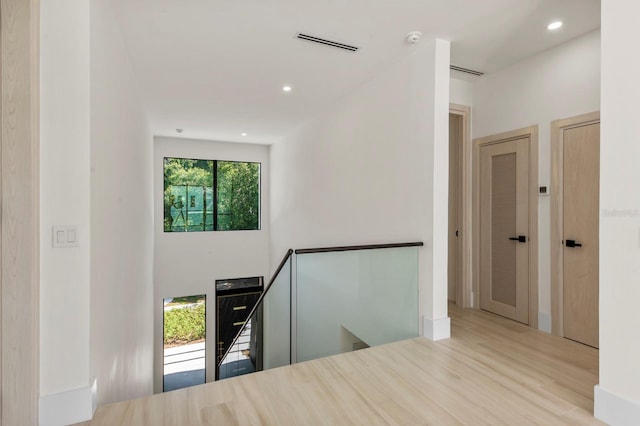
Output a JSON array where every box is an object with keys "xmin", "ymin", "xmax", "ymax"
[
  {"xmin": 562, "ymin": 123, "xmax": 600, "ymax": 348},
  {"xmin": 479, "ymin": 138, "xmax": 530, "ymax": 324},
  {"xmin": 448, "ymin": 114, "xmax": 462, "ymax": 302}
]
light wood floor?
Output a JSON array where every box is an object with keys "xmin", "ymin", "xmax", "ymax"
[{"xmin": 82, "ymin": 305, "xmax": 601, "ymax": 425}]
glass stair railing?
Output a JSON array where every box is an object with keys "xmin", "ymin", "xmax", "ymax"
[
  {"xmin": 217, "ymin": 242, "xmax": 422, "ymax": 381},
  {"xmin": 295, "ymin": 243, "xmax": 421, "ymax": 362}
]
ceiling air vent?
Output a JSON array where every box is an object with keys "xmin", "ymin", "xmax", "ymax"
[
  {"xmin": 450, "ymin": 65, "xmax": 484, "ymax": 76},
  {"xmin": 297, "ymin": 33, "xmax": 359, "ymax": 52}
]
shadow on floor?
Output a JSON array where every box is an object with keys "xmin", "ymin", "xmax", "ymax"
[{"xmin": 163, "ymin": 369, "xmax": 205, "ymax": 392}]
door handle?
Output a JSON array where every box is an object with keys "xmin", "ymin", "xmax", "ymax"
[
  {"xmin": 565, "ymin": 239, "xmax": 582, "ymax": 248},
  {"xmin": 509, "ymin": 236, "xmax": 527, "ymax": 243}
]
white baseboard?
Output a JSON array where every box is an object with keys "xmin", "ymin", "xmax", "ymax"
[
  {"xmin": 423, "ymin": 316, "xmax": 451, "ymax": 341},
  {"xmin": 595, "ymin": 384, "xmax": 640, "ymax": 425},
  {"xmin": 538, "ymin": 311, "xmax": 552, "ymax": 333},
  {"xmin": 40, "ymin": 378, "xmax": 97, "ymax": 426}
]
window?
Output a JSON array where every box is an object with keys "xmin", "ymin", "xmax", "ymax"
[
  {"xmin": 164, "ymin": 157, "xmax": 260, "ymax": 232},
  {"xmin": 216, "ymin": 161, "xmax": 260, "ymax": 231},
  {"xmin": 163, "ymin": 294, "xmax": 206, "ymax": 391}
]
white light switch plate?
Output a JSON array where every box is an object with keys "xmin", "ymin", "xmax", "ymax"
[{"xmin": 52, "ymin": 226, "xmax": 79, "ymax": 248}]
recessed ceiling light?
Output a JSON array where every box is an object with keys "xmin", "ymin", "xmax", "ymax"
[
  {"xmin": 241, "ymin": 133, "xmax": 248, "ymax": 137},
  {"xmin": 283, "ymin": 85, "xmax": 292, "ymax": 92},
  {"xmin": 547, "ymin": 21, "xmax": 563, "ymax": 30}
]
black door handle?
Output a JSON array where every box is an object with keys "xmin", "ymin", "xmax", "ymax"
[
  {"xmin": 565, "ymin": 239, "xmax": 582, "ymax": 248},
  {"xmin": 509, "ymin": 236, "xmax": 527, "ymax": 243}
]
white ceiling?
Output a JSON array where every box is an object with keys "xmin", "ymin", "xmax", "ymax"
[{"xmin": 111, "ymin": 0, "xmax": 600, "ymax": 144}]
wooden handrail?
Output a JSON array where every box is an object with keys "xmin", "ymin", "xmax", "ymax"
[{"xmin": 295, "ymin": 242, "xmax": 423, "ymax": 255}]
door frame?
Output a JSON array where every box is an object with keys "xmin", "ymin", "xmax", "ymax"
[
  {"xmin": 1, "ymin": 0, "xmax": 41, "ymax": 423},
  {"xmin": 473, "ymin": 126, "xmax": 539, "ymax": 328},
  {"xmin": 550, "ymin": 111, "xmax": 600, "ymax": 336},
  {"xmin": 449, "ymin": 104, "xmax": 472, "ymax": 308}
]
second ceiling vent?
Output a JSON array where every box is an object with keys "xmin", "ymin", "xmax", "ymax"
[
  {"xmin": 450, "ymin": 65, "xmax": 484, "ymax": 76},
  {"xmin": 297, "ymin": 33, "xmax": 359, "ymax": 52}
]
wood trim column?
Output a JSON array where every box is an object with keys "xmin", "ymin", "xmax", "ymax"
[{"xmin": 1, "ymin": 0, "xmax": 40, "ymax": 424}]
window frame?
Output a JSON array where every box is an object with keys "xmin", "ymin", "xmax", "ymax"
[{"xmin": 163, "ymin": 156, "xmax": 261, "ymax": 233}]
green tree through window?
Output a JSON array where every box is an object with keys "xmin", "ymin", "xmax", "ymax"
[
  {"xmin": 163, "ymin": 157, "xmax": 260, "ymax": 232},
  {"xmin": 217, "ymin": 161, "xmax": 260, "ymax": 231}
]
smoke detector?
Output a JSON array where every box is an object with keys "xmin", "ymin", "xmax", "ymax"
[{"xmin": 406, "ymin": 31, "xmax": 422, "ymax": 44}]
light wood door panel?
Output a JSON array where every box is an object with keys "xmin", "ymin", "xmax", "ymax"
[
  {"xmin": 480, "ymin": 138, "xmax": 529, "ymax": 324},
  {"xmin": 490, "ymin": 153, "xmax": 517, "ymax": 307},
  {"xmin": 563, "ymin": 123, "xmax": 600, "ymax": 348}
]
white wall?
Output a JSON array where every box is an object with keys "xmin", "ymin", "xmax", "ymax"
[
  {"xmin": 270, "ymin": 39, "xmax": 451, "ymax": 336},
  {"xmin": 90, "ymin": 0, "xmax": 154, "ymax": 407},
  {"xmin": 153, "ymin": 137, "xmax": 270, "ymax": 391},
  {"xmin": 595, "ymin": 1, "xmax": 640, "ymax": 424},
  {"xmin": 450, "ymin": 76, "xmax": 474, "ymax": 107},
  {"xmin": 39, "ymin": 1, "xmax": 91, "ymax": 423},
  {"xmin": 472, "ymin": 30, "xmax": 601, "ymax": 331}
]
